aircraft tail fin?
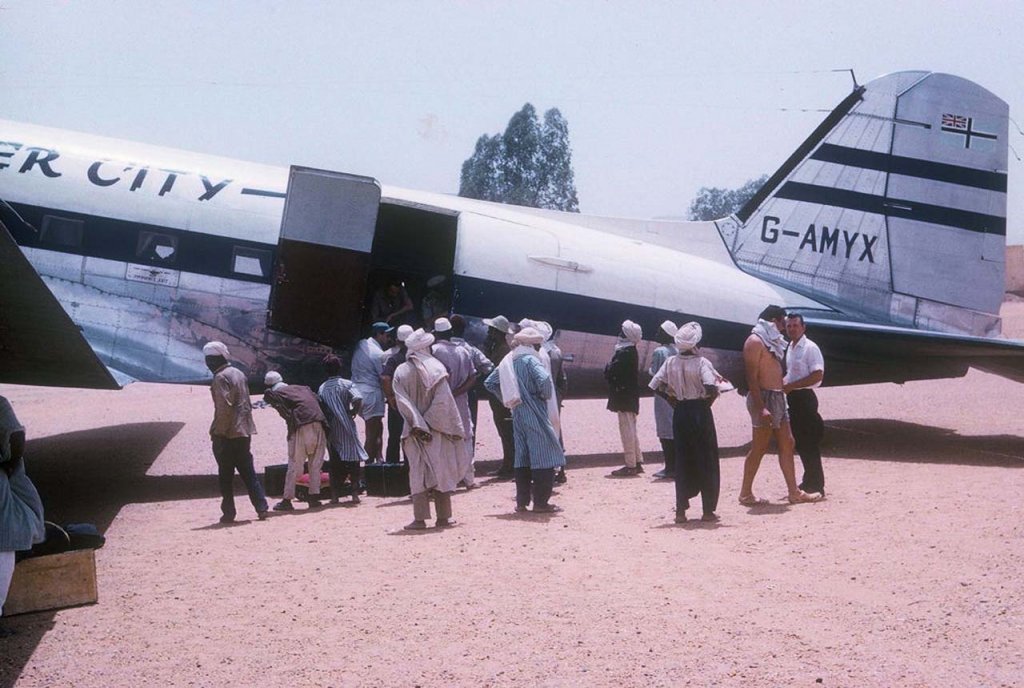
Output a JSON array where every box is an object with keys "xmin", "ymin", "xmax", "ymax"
[{"xmin": 718, "ymin": 71, "xmax": 1009, "ymax": 337}]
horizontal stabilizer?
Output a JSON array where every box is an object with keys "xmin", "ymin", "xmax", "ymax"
[
  {"xmin": 801, "ymin": 315, "xmax": 1024, "ymax": 386},
  {"xmin": 0, "ymin": 218, "xmax": 120, "ymax": 389}
]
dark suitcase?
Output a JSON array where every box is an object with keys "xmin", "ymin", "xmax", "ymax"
[
  {"xmin": 363, "ymin": 462, "xmax": 410, "ymax": 497},
  {"xmin": 263, "ymin": 463, "xmax": 288, "ymax": 497}
]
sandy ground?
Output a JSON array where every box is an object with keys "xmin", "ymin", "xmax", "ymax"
[{"xmin": 2, "ymin": 305, "xmax": 1024, "ymax": 687}]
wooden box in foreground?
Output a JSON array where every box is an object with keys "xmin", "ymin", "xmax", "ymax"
[{"xmin": 3, "ymin": 550, "xmax": 98, "ymax": 616}]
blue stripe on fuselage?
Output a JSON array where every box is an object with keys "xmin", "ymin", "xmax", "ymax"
[
  {"xmin": 452, "ymin": 274, "xmax": 752, "ymax": 349},
  {"xmin": 5, "ymin": 201, "xmax": 276, "ymax": 284}
]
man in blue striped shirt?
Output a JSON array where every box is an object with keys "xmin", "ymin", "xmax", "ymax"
[
  {"xmin": 484, "ymin": 327, "xmax": 566, "ymax": 513},
  {"xmin": 319, "ymin": 355, "xmax": 367, "ymax": 505}
]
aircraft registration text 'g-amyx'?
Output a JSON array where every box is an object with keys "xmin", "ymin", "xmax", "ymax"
[{"xmin": 1, "ymin": 71, "xmax": 1021, "ymax": 394}]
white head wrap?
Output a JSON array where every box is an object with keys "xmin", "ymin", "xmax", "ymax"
[
  {"xmin": 202, "ymin": 341, "xmax": 230, "ymax": 358},
  {"xmin": 518, "ymin": 317, "xmax": 538, "ymax": 331},
  {"xmin": 535, "ymin": 321, "xmax": 554, "ymax": 342},
  {"xmin": 513, "ymin": 327, "xmax": 545, "ymax": 346},
  {"xmin": 396, "ymin": 324, "xmax": 414, "ymax": 342},
  {"xmin": 660, "ymin": 320, "xmax": 678, "ymax": 337},
  {"xmin": 264, "ymin": 371, "xmax": 283, "ymax": 387},
  {"xmin": 674, "ymin": 321, "xmax": 702, "ymax": 352},
  {"xmin": 621, "ymin": 320, "xmax": 642, "ymax": 344},
  {"xmin": 433, "ymin": 317, "xmax": 453, "ymax": 333},
  {"xmin": 404, "ymin": 328, "xmax": 435, "ymax": 353}
]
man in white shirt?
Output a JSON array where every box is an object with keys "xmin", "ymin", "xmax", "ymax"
[
  {"xmin": 352, "ymin": 322, "xmax": 394, "ymax": 462},
  {"xmin": 783, "ymin": 313, "xmax": 826, "ymax": 496}
]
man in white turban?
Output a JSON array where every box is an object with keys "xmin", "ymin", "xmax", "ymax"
[
  {"xmin": 381, "ymin": 324, "xmax": 415, "ymax": 463},
  {"xmin": 605, "ymin": 319, "xmax": 644, "ymax": 476},
  {"xmin": 484, "ymin": 327, "xmax": 566, "ymax": 513},
  {"xmin": 650, "ymin": 320, "xmax": 678, "ymax": 480},
  {"xmin": 263, "ymin": 371, "xmax": 328, "ymax": 511},
  {"xmin": 392, "ymin": 328, "xmax": 467, "ymax": 529},
  {"xmin": 432, "ymin": 317, "xmax": 479, "ymax": 488},
  {"xmin": 203, "ymin": 341, "xmax": 269, "ymax": 523},
  {"xmin": 649, "ymin": 322, "xmax": 724, "ymax": 522}
]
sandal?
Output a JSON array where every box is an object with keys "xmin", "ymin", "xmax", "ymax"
[
  {"xmin": 787, "ymin": 491, "xmax": 822, "ymax": 504},
  {"xmin": 738, "ymin": 495, "xmax": 769, "ymax": 507}
]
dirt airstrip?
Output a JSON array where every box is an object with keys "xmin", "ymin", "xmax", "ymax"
[{"xmin": 1, "ymin": 304, "xmax": 1023, "ymax": 687}]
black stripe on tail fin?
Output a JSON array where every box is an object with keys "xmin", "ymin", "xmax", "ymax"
[{"xmin": 721, "ymin": 71, "xmax": 1010, "ymax": 338}]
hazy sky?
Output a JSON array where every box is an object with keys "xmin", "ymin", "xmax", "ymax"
[{"xmin": 2, "ymin": 1, "xmax": 1022, "ymax": 242}]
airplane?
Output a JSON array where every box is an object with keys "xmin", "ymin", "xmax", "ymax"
[{"xmin": 1, "ymin": 69, "xmax": 1021, "ymax": 397}]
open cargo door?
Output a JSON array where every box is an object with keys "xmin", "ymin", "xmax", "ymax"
[{"xmin": 268, "ymin": 167, "xmax": 381, "ymax": 347}]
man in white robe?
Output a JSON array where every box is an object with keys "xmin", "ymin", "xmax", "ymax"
[{"xmin": 392, "ymin": 329, "xmax": 467, "ymax": 530}]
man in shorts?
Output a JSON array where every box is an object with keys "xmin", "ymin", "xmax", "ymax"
[{"xmin": 738, "ymin": 305, "xmax": 819, "ymax": 506}]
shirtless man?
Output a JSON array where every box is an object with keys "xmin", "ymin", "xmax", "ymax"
[{"xmin": 738, "ymin": 305, "xmax": 819, "ymax": 505}]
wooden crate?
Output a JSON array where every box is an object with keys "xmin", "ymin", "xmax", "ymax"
[{"xmin": 3, "ymin": 549, "xmax": 98, "ymax": 616}]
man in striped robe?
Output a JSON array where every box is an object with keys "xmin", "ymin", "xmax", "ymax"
[
  {"xmin": 318, "ymin": 354, "xmax": 367, "ymax": 505},
  {"xmin": 484, "ymin": 327, "xmax": 566, "ymax": 514}
]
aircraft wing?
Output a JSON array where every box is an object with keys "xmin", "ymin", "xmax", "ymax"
[
  {"xmin": 802, "ymin": 315, "xmax": 1024, "ymax": 386},
  {"xmin": 0, "ymin": 217, "xmax": 120, "ymax": 389}
]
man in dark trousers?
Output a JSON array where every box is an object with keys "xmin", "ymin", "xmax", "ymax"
[
  {"xmin": 481, "ymin": 315, "xmax": 516, "ymax": 479},
  {"xmin": 203, "ymin": 341, "xmax": 269, "ymax": 523},
  {"xmin": 606, "ymin": 319, "xmax": 643, "ymax": 476},
  {"xmin": 783, "ymin": 313, "xmax": 827, "ymax": 496}
]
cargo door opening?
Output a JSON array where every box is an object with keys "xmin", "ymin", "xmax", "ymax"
[{"xmin": 362, "ymin": 201, "xmax": 458, "ymax": 330}]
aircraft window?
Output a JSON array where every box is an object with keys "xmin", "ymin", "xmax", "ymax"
[
  {"xmin": 232, "ymin": 246, "xmax": 271, "ymax": 278},
  {"xmin": 137, "ymin": 231, "xmax": 178, "ymax": 263},
  {"xmin": 40, "ymin": 215, "xmax": 84, "ymax": 248}
]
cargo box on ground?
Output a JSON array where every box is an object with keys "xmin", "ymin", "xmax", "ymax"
[{"xmin": 3, "ymin": 549, "xmax": 98, "ymax": 616}]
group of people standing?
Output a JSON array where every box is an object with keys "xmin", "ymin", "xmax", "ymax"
[
  {"xmin": 203, "ymin": 311, "xmax": 569, "ymax": 529},
  {"xmin": 604, "ymin": 305, "xmax": 827, "ymax": 523},
  {"xmin": 204, "ymin": 303, "xmax": 826, "ymax": 529}
]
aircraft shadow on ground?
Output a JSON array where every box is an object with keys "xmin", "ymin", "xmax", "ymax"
[
  {"xmin": 820, "ymin": 418, "xmax": 1024, "ymax": 468},
  {"xmin": 566, "ymin": 419, "xmax": 1022, "ymax": 470},
  {"xmin": 3, "ymin": 424, "xmax": 187, "ymax": 688},
  {"xmin": 716, "ymin": 418, "xmax": 1024, "ymax": 468},
  {"xmin": 24, "ymin": 422, "xmax": 193, "ymax": 534}
]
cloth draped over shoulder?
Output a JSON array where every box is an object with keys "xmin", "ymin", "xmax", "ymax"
[
  {"xmin": 392, "ymin": 352, "xmax": 468, "ymax": 495},
  {"xmin": 484, "ymin": 356, "xmax": 565, "ymax": 470},
  {"xmin": 751, "ymin": 319, "xmax": 786, "ymax": 360},
  {"xmin": 650, "ymin": 353, "xmax": 720, "ymax": 401}
]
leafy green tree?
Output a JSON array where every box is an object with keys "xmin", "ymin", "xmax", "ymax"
[
  {"xmin": 687, "ymin": 174, "xmax": 768, "ymax": 221},
  {"xmin": 459, "ymin": 103, "xmax": 580, "ymax": 212},
  {"xmin": 459, "ymin": 134, "xmax": 503, "ymax": 203},
  {"xmin": 537, "ymin": 108, "xmax": 580, "ymax": 212}
]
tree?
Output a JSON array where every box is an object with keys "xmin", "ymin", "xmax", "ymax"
[
  {"xmin": 458, "ymin": 103, "xmax": 580, "ymax": 212},
  {"xmin": 687, "ymin": 174, "xmax": 768, "ymax": 221}
]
